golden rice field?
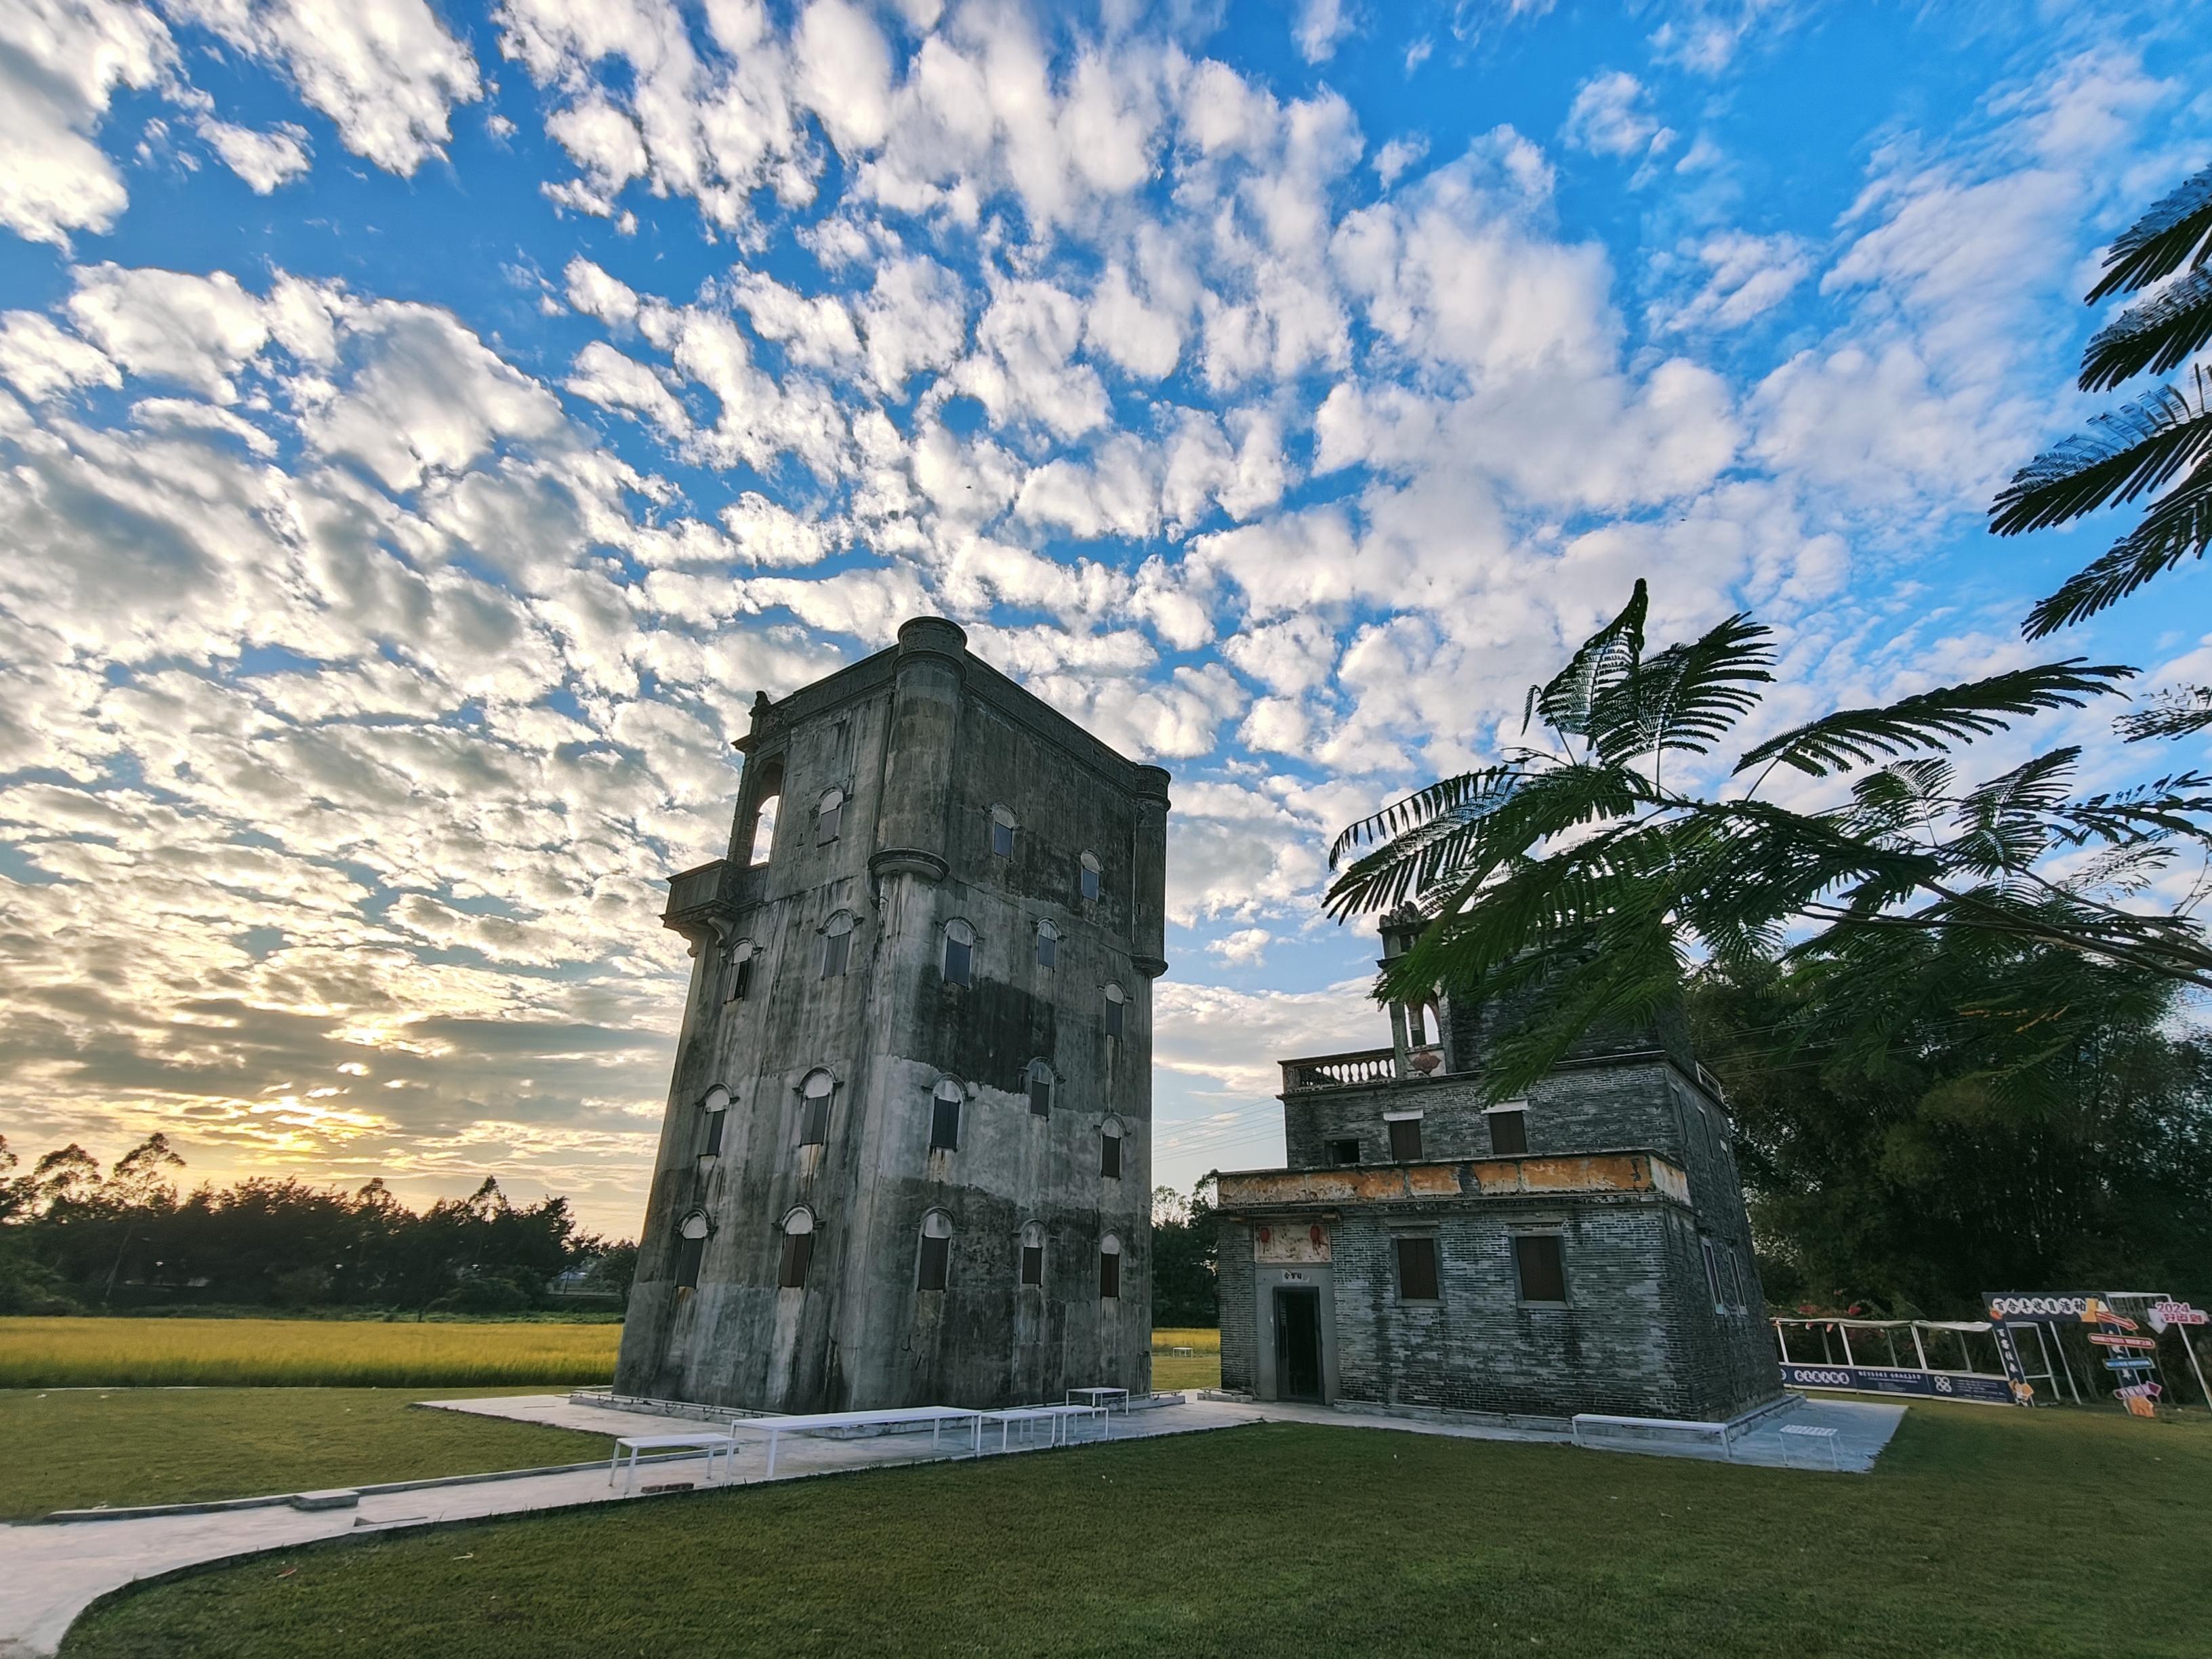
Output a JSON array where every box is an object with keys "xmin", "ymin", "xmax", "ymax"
[
  {"xmin": 1150, "ymin": 1327, "xmax": 1221, "ymax": 1355},
  {"xmin": 0, "ymin": 1318, "xmax": 622, "ymax": 1389}
]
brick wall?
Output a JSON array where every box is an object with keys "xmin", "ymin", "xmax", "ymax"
[{"xmin": 1217, "ymin": 1218, "xmax": 1256, "ymax": 1392}]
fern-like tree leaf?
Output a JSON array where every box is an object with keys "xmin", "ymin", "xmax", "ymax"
[
  {"xmin": 2086, "ymin": 165, "xmax": 2212, "ymax": 302},
  {"xmin": 1732, "ymin": 663, "xmax": 2135, "ymax": 779},
  {"xmin": 1536, "ymin": 579, "xmax": 1646, "ymax": 739},
  {"xmin": 2022, "ymin": 464, "xmax": 2212, "ymax": 637},
  {"xmin": 2080, "ymin": 267, "xmax": 2212, "ymax": 390},
  {"xmin": 2115, "ymin": 686, "xmax": 2212, "ymax": 743},
  {"xmin": 1591, "ymin": 613, "xmax": 1774, "ymax": 765},
  {"xmin": 1989, "ymin": 385, "xmax": 2212, "ymax": 535}
]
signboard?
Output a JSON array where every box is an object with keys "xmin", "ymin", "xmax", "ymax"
[
  {"xmin": 1984, "ymin": 1293, "xmax": 2095, "ymax": 1321},
  {"xmin": 2089, "ymin": 1333, "xmax": 2156, "ymax": 1350},
  {"xmin": 2149, "ymin": 1301, "xmax": 2207, "ymax": 1331},
  {"xmin": 1780, "ymin": 1363, "xmax": 2015, "ymax": 1405}
]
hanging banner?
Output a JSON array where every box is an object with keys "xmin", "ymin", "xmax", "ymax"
[
  {"xmin": 1779, "ymin": 1363, "xmax": 2015, "ymax": 1404},
  {"xmin": 2149, "ymin": 1301, "xmax": 2207, "ymax": 1331}
]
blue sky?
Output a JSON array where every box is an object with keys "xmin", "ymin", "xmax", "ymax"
[{"xmin": 1, "ymin": 0, "xmax": 2208, "ymax": 1233}]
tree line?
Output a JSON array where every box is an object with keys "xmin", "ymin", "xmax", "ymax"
[{"xmin": 0, "ymin": 1134, "xmax": 634, "ymax": 1317}]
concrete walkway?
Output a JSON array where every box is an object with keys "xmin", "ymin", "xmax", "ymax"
[{"xmin": 0, "ymin": 1389, "xmax": 1906, "ymax": 1658}]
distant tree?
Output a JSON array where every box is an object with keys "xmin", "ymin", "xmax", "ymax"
[
  {"xmin": 1991, "ymin": 165, "xmax": 2212, "ymax": 739},
  {"xmin": 1695, "ymin": 931, "xmax": 2212, "ymax": 1315},
  {"xmin": 1150, "ymin": 1180, "xmax": 1218, "ymax": 1327},
  {"xmin": 1327, "ymin": 581, "xmax": 2212, "ymax": 1097}
]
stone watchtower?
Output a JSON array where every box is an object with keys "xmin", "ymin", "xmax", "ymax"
[{"xmin": 618, "ymin": 618, "xmax": 1170, "ymax": 1413}]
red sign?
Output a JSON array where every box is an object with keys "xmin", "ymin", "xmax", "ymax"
[
  {"xmin": 2089, "ymin": 1333, "xmax": 2157, "ymax": 1350},
  {"xmin": 2151, "ymin": 1300, "xmax": 2208, "ymax": 1330}
]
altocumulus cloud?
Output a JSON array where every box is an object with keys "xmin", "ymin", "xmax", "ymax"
[{"xmin": 0, "ymin": 0, "xmax": 2204, "ymax": 1227}]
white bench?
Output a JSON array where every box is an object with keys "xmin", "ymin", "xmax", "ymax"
[
  {"xmin": 609, "ymin": 1429, "xmax": 740, "ymax": 1495},
  {"xmin": 977, "ymin": 1403, "xmax": 1106, "ymax": 1453},
  {"xmin": 727, "ymin": 1406, "xmax": 988, "ymax": 1477},
  {"xmin": 1779, "ymin": 1423, "xmax": 1842, "ymax": 1471},
  {"xmin": 1570, "ymin": 1413, "xmax": 1735, "ymax": 1460},
  {"xmin": 1067, "ymin": 1386, "xmax": 1129, "ymax": 1416}
]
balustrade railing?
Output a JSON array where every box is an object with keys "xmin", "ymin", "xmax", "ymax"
[{"xmin": 1279, "ymin": 1047, "xmax": 1399, "ymax": 1093}]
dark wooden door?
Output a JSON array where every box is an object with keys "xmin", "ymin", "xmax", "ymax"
[{"xmin": 1274, "ymin": 1288, "xmax": 1323, "ymax": 1401}]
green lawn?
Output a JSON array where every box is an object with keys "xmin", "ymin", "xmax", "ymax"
[
  {"xmin": 60, "ymin": 1401, "xmax": 2212, "ymax": 1658},
  {"xmin": 0, "ymin": 1389, "xmax": 615, "ymax": 1521}
]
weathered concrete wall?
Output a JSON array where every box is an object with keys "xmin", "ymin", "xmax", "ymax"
[
  {"xmin": 1223, "ymin": 1048, "xmax": 1781, "ymax": 1421},
  {"xmin": 619, "ymin": 619, "xmax": 1162, "ymax": 1412}
]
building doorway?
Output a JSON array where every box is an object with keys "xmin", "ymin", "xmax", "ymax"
[{"xmin": 1274, "ymin": 1287, "xmax": 1323, "ymax": 1401}]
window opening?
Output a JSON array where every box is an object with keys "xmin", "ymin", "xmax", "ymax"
[
  {"xmin": 798, "ymin": 1069, "xmax": 834, "ymax": 1145},
  {"xmin": 1026, "ymin": 1060, "xmax": 1054, "ymax": 1117},
  {"xmin": 727, "ymin": 939, "xmax": 755, "ymax": 1002},
  {"xmin": 821, "ymin": 909, "xmax": 854, "ymax": 979},
  {"xmin": 1328, "ymin": 1138, "xmax": 1361, "ymax": 1168},
  {"xmin": 1702, "ymin": 1238, "xmax": 1726, "ymax": 1311},
  {"xmin": 1036, "ymin": 919, "xmax": 1059, "ymax": 970},
  {"xmin": 1487, "ymin": 1105, "xmax": 1528, "ymax": 1157},
  {"xmin": 779, "ymin": 1208, "xmax": 815, "ymax": 1288},
  {"xmin": 991, "ymin": 804, "xmax": 1017, "ymax": 857},
  {"xmin": 675, "ymin": 1209, "xmax": 710, "ymax": 1288},
  {"xmin": 1100, "ymin": 1120, "xmax": 1123, "ymax": 1179},
  {"xmin": 1103, "ymin": 981, "xmax": 1126, "ymax": 1040},
  {"xmin": 1397, "ymin": 1236, "xmax": 1440, "ymax": 1301},
  {"xmin": 817, "ymin": 787, "xmax": 844, "ymax": 844},
  {"xmin": 930, "ymin": 1080, "xmax": 962, "ymax": 1151},
  {"xmin": 918, "ymin": 1210, "xmax": 953, "ymax": 1291},
  {"xmin": 1516, "ymin": 1234, "xmax": 1567, "ymax": 1303},
  {"xmin": 746, "ymin": 761, "xmax": 783, "ymax": 866},
  {"xmin": 1020, "ymin": 1221, "xmax": 1044, "ymax": 1287},
  {"xmin": 699, "ymin": 1087, "xmax": 729, "ymax": 1172},
  {"xmin": 1099, "ymin": 1232, "xmax": 1122, "ymax": 1298},
  {"xmin": 1386, "ymin": 1115, "xmax": 1423, "ymax": 1162},
  {"xmin": 1721, "ymin": 1242, "xmax": 1744, "ymax": 1311},
  {"xmin": 943, "ymin": 919, "xmax": 973, "ymax": 987},
  {"xmin": 1079, "ymin": 850, "xmax": 1101, "ymax": 901}
]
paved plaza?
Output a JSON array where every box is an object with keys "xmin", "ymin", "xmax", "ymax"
[{"xmin": 0, "ymin": 1390, "xmax": 1905, "ymax": 1658}]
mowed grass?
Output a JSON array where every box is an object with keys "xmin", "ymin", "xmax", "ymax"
[
  {"xmin": 0, "ymin": 1389, "xmax": 618, "ymax": 1521},
  {"xmin": 0, "ymin": 1318, "xmax": 621, "ymax": 1389},
  {"xmin": 62, "ymin": 1402, "xmax": 2212, "ymax": 1658},
  {"xmin": 1149, "ymin": 1328, "xmax": 1221, "ymax": 1393}
]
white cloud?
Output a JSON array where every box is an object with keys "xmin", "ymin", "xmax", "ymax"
[
  {"xmin": 196, "ymin": 116, "xmax": 312, "ymax": 192},
  {"xmin": 1292, "ymin": 0, "xmax": 1354, "ymax": 64},
  {"xmin": 1654, "ymin": 230, "xmax": 1813, "ymax": 332},
  {"xmin": 0, "ymin": 310, "xmax": 120, "ymax": 399},
  {"xmin": 0, "ymin": 0, "xmax": 176, "ymax": 245},
  {"xmin": 166, "ymin": 0, "xmax": 482, "ymax": 174},
  {"xmin": 1562, "ymin": 70, "xmax": 1674, "ymax": 162}
]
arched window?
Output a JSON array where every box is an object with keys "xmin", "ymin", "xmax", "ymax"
[
  {"xmin": 779, "ymin": 1207, "xmax": 815, "ymax": 1288},
  {"xmin": 726, "ymin": 939, "xmax": 756, "ymax": 1002},
  {"xmin": 990, "ymin": 804, "xmax": 1017, "ymax": 857},
  {"xmin": 699, "ymin": 1086, "xmax": 731, "ymax": 1173},
  {"xmin": 1079, "ymin": 849, "xmax": 1101, "ymax": 901},
  {"xmin": 918, "ymin": 1209, "xmax": 954, "ymax": 1291},
  {"xmin": 798, "ymin": 1069, "xmax": 834, "ymax": 1146},
  {"xmin": 943, "ymin": 919, "xmax": 974, "ymax": 987},
  {"xmin": 1019, "ymin": 1221, "xmax": 1044, "ymax": 1287},
  {"xmin": 929, "ymin": 1079, "xmax": 962, "ymax": 1152},
  {"xmin": 821, "ymin": 909, "xmax": 855, "ymax": 979},
  {"xmin": 675, "ymin": 1208, "xmax": 711, "ymax": 1288},
  {"xmin": 816, "ymin": 787, "xmax": 845, "ymax": 844},
  {"xmin": 1099, "ymin": 1232, "xmax": 1122, "ymax": 1299},
  {"xmin": 1026, "ymin": 1059, "xmax": 1054, "ymax": 1118},
  {"xmin": 1099, "ymin": 1118, "xmax": 1123, "ymax": 1180},
  {"xmin": 1036, "ymin": 919, "xmax": 1059, "ymax": 970},
  {"xmin": 746, "ymin": 760, "xmax": 783, "ymax": 866},
  {"xmin": 1104, "ymin": 981, "xmax": 1126, "ymax": 1040}
]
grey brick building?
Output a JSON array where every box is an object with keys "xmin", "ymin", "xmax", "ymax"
[
  {"xmin": 1217, "ymin": 911, "xmax": 1784, "ymax": 1425},
  {"xmin": 619, "ymin": 617, "xmax": 1168, "ymax": 1412}
]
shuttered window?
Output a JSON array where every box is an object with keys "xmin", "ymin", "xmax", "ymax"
[
  {"xmin": 929, "ymin": 1081, "xmax": 962, "ymax": 1151},
  {"xmin": 1488, "ymin": 1109, "xmax": 1528, "ymax": 1155},
  {"xmin": 1396, "ymin": 1236, "xmax": 1439, "ymax": 1301},
  {"xmin": 1515, "ymin": 1235, "xmax": 1567, "ymax": 1303},
  {"xmin": 1387, "ymin": 1117, "xmax": 1422, "ymax": 1161}
]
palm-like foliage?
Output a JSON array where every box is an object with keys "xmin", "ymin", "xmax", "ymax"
[
  {"xmin": 1326, "ymin": 581, "xmax": 2212, "ymax": 1098},
  {"xmin": 1992, "ymin": 167, "xmax": 2212, "ymax": 722}
]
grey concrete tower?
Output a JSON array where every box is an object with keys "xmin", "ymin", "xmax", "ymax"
[{"xmin": 619, "ymin": 618, "xmax": 1170, "ymax": 1412}]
